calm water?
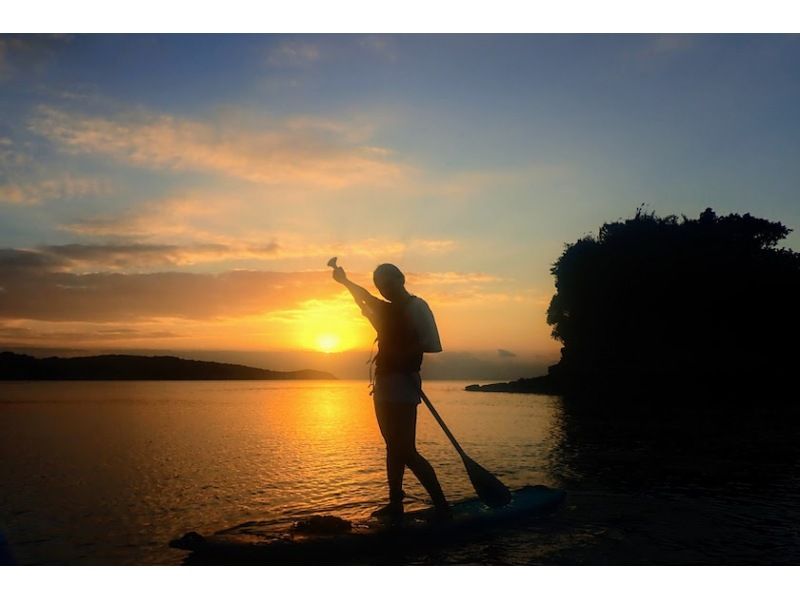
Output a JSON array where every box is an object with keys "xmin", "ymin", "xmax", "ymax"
[{"xmin": 1, "ymin": 380, "xmax": 799, "ymax": 565}]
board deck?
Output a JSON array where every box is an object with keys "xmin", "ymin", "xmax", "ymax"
[{"xmin": 170, "ymin": 485, "xmax": 566, "ymax": 565}]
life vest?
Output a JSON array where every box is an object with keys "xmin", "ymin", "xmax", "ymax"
[{"xmin": 374, "ymin": 296, "xmax": 423, "ymax": 375}]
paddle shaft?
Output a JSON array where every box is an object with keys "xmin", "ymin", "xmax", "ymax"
[{"xmin": 417, "ymin": 385, "xmax": 468, "ymax": 460}]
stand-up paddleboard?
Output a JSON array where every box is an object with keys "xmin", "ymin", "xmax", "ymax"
[{"xmin": 170, "ymin": 485, "xmax": 566, "ymax": 565}]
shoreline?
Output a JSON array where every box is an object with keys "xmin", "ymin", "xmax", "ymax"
[{"xmin": 465, "ymin": 375, "xmax": 561, "ymax": 395}]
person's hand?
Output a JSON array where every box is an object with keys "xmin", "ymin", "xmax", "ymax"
[{"xmin": 332, "ymin": 266, "xmax": 348, "ymax": 284}]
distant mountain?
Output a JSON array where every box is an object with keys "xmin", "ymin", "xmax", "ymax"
[
  {"xmin": 465, "ymin": 375, "xmax": 560, "ymax": 395},
  {"xmin": 0, "ymin": 352, "xmax": 336, "ymax": 381}
]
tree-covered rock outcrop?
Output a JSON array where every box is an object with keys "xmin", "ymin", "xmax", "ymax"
[
  {"xmin": 545, "ymin": 207, "xmax": 799, "ymax": 396},
  {"xmin": 468, "ymin": 208, "xmax": 800, "ymax": 397}
]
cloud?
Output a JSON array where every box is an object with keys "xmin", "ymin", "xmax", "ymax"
[
  {"xmin": 424, "ymin": 290, "xmax": 533, "ymax": 306},
  {"xmin": 408, "ymin": 271, "xmax": 499, "ymax": 284},
  {"xmin": 647, "ymin": 35, "xmax": 695, "ymax": 55},
  {"xmin": 0, "ymin": 175, "xmax": 111, "ymax": 205},
  {"xmin": 0, "ymin": 321, "xmax": 181, "ymax": 344},
  {"xmin": 0, "ymin": 243, "xmax": 559, "ymax": 355},
  {"xmin": 0, "ymin": 248, "xmax": 63, "ymax": 271},
  {"xmin": 56, "ymin": 184, "xmax": 461, "ymax": 265},
  {"xmin": 0, "ymin": 36, "xmax": 33, "ymax": 78},
  {"xmin": 497, "ymin": 348, "xmax": 517, "ymax": 358},
  {"xmin": 28, "ymin": 106, "xmax": 404, "ymax": 188},
  {"xmin": 413, "ymin": 240, "xmax": 458, "ymax": 252},
  {"xmin": 0, "ymin": 34, "xmax": 72, "ymax": 80},
  {"xmin": 0, "ymin": 254, "xmax": 333, "ymax": 322},
  {"xmin": 1, "ymin": 243, "xmax": 278, "ymax": 274},
  {"xmin": 26, "ymin": 237, "xmax": 456, "ymax": 271},
  {"xmin": 265, "ymin": 37, "xmax": 398, "ymax": 71},
  {"xmin": 357, "ymin": 36, "xmax": 399, "ymax": 61},
  {"xmin": 627, "ymin": 35, "xmax": 697, "ymax": 67},
  {"xmin": 402, "ymin": 271, "xmax": 528, "ymax": 306},
  {"xmin": 266, "ymin": 41, "xmax": 321, "ymax": 67},
  {"xmin": 0, "ymin": 137, "xmax": 32, "ymax": 170},
  {"xmin": 60, "ymin": 194, "xmax": 225, "ymax": 240},
  {"xmin": 0, "ymin": 243, "xmax": 507, "ymax": 325},
  {"xmin": 54, "ymin": 188, "xmax": 459, "ymax": 268},
  {"xmin": 34, "ymin": 243, "xmax": 281, "ymax": 270}
]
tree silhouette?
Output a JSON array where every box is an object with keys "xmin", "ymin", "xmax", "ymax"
[{"xmin": 545, "ymin": 208, "xmax": 800, "ymax": 396}]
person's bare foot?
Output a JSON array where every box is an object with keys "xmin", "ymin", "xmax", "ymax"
[{"xmin": 371, "ymin": 501, "xmax": 404, "ymax": 519}]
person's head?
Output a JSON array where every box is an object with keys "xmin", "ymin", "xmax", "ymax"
[{"xmin": 373, "ymin": 263, "xmax": 407, "ymax": 302}]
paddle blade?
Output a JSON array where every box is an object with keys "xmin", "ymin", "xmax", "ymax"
[{"xmin": 463, "ymin": 455, "xmax": 512, "ymax": 508}]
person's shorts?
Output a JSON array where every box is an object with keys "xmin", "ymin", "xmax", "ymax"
[{"xmin": 373, "ymin": 371, "xmax": 422, "ymax": 404}]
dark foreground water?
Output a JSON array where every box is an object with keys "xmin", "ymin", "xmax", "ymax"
[{"xmin": 1, "ymin": 380, "xmax": 798, "ymax": 565}]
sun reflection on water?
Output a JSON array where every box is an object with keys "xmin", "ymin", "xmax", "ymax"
[{"xmin": 0, "ymin": 380, "xmax": 560, "ymax": 564}]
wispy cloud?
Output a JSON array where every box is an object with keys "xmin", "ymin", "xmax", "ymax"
[
  {"xmin": 0, "ymin": 243, "xmax": 556, "ymax": 354},
  {"xmin": 266, "ymin": 40, "xmax": 321, "ymax": 68},
  {"xmin": 0, "ymin": 34, "xmax": 73, "ymax": 80},
  {"xmin": 28, "ymin": 106, "xmax": 404, "ymax": 188},
  {"xmin": 0, "ymin": 321, "xmax": 181, "ymax": 344},
  {"xmin": 60, "ymin": 194, "xmax": 224, "ymax": 240},
  {"xmin": 647, "ymin": 35, "xmax": 695, "ymax": 55},
  {"xmin": 0, "ymin": 253, "xmax": 333, "ymax": 322},
  {"xmin": 35, "ymin": 243, "xmax": 281, "ymax": 270},
  {"xmin": 0, "ymin": 36, "xmax": 33, "ymax": 79},
  {"xmin": 627, "ymin": 34, "xmax": 697, "ymax": 66},
  {"xmin": 0, "ymin": 137, "xmax": 31, "ymax": 169},
  {"xmin": 56, "ymin": 190, "xmax": 457, "ymax": 268},
  {"xmin": 402, "ymin": 271, "xmax": 529, "ymax": 306},
  {"xmin": 407, "ymin": 271, "xmax": 499, "ymax": 285},
  {"xmin": 25, "ymin": 236, "xmax": 456, "ymax": 271},
  {"xmin": 0, "ymin": 244, "xmax": 505, "ymax": 324},
  {"xmin": 0, "ymin": 175, "xmax": 111, "ymax": 205},
  {"xmin": 357, "ymin": 36, "xmax": 399, "ymax": 61}
]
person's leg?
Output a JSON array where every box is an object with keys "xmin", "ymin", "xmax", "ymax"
[
  {"xmin": 395, "ymin": 403, "xmax": 449, "ymax": 511},
  {"xmin": 373, "ymin": 398, "xmax": 406, "ymax": 508},
  {"xmin": 407, "ymin": 453, "xmax": 448, "ymax": 510}
]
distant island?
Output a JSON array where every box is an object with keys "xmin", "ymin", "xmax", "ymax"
[
  {"xmin": 0, "ymin": 352, "xmax": 336, "ymax": 381},
  {"xmin": 465, "ymin": 376, "xmax": 559, "ymax": 395},
  {"xmin": 468, "ymin": 208, "xmax": 800, "ymax": 398}
]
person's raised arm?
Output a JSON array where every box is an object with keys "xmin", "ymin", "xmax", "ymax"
[{"xmin": 332, "ymin": 266, "xmax": 382, "ymax": 316}]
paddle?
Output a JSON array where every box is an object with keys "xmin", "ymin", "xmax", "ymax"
[
  {"xmin": 325, "ymin": 256, "xmax": 512, "ymax": 509},
  {"xmin": 416, "ymin": 384, "xmax": 512, "ymax": 508}
]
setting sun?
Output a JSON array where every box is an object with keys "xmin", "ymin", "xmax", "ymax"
[
  {"xmin": 263, "ymin": 293, "xmax": 376, "ymax": 353},
  {"xmin": 316, "ymin": 333, "xmax": 341, "ymax": 353}
]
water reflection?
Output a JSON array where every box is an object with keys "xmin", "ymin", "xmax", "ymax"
[
  {"xmin": 552, "ymin": 396, "xmax": 800, "ymax": 490},
  {"xmin": 0, "ymin": 380, "xmax": 559, "ymax": 564},
  {"xmin": 545, "ymin": 394, "xmax": 800, "ymax": 564},
  {"xmin": 3, "ymin": 380, "xmax": 797, "ymax": 565}
]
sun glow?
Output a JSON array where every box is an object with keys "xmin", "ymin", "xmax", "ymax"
[
  {"xmin": 263, "ymin": 292, "xmax": 375, "ymax": 352},
  {"xmin": 316, "ymin": 333, "xmax": 341, "ymax": 353}
]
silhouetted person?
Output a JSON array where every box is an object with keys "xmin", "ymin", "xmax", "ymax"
[{"xmin": 333, "ymin": 263, "xmax": 450, "ymax": 518}]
